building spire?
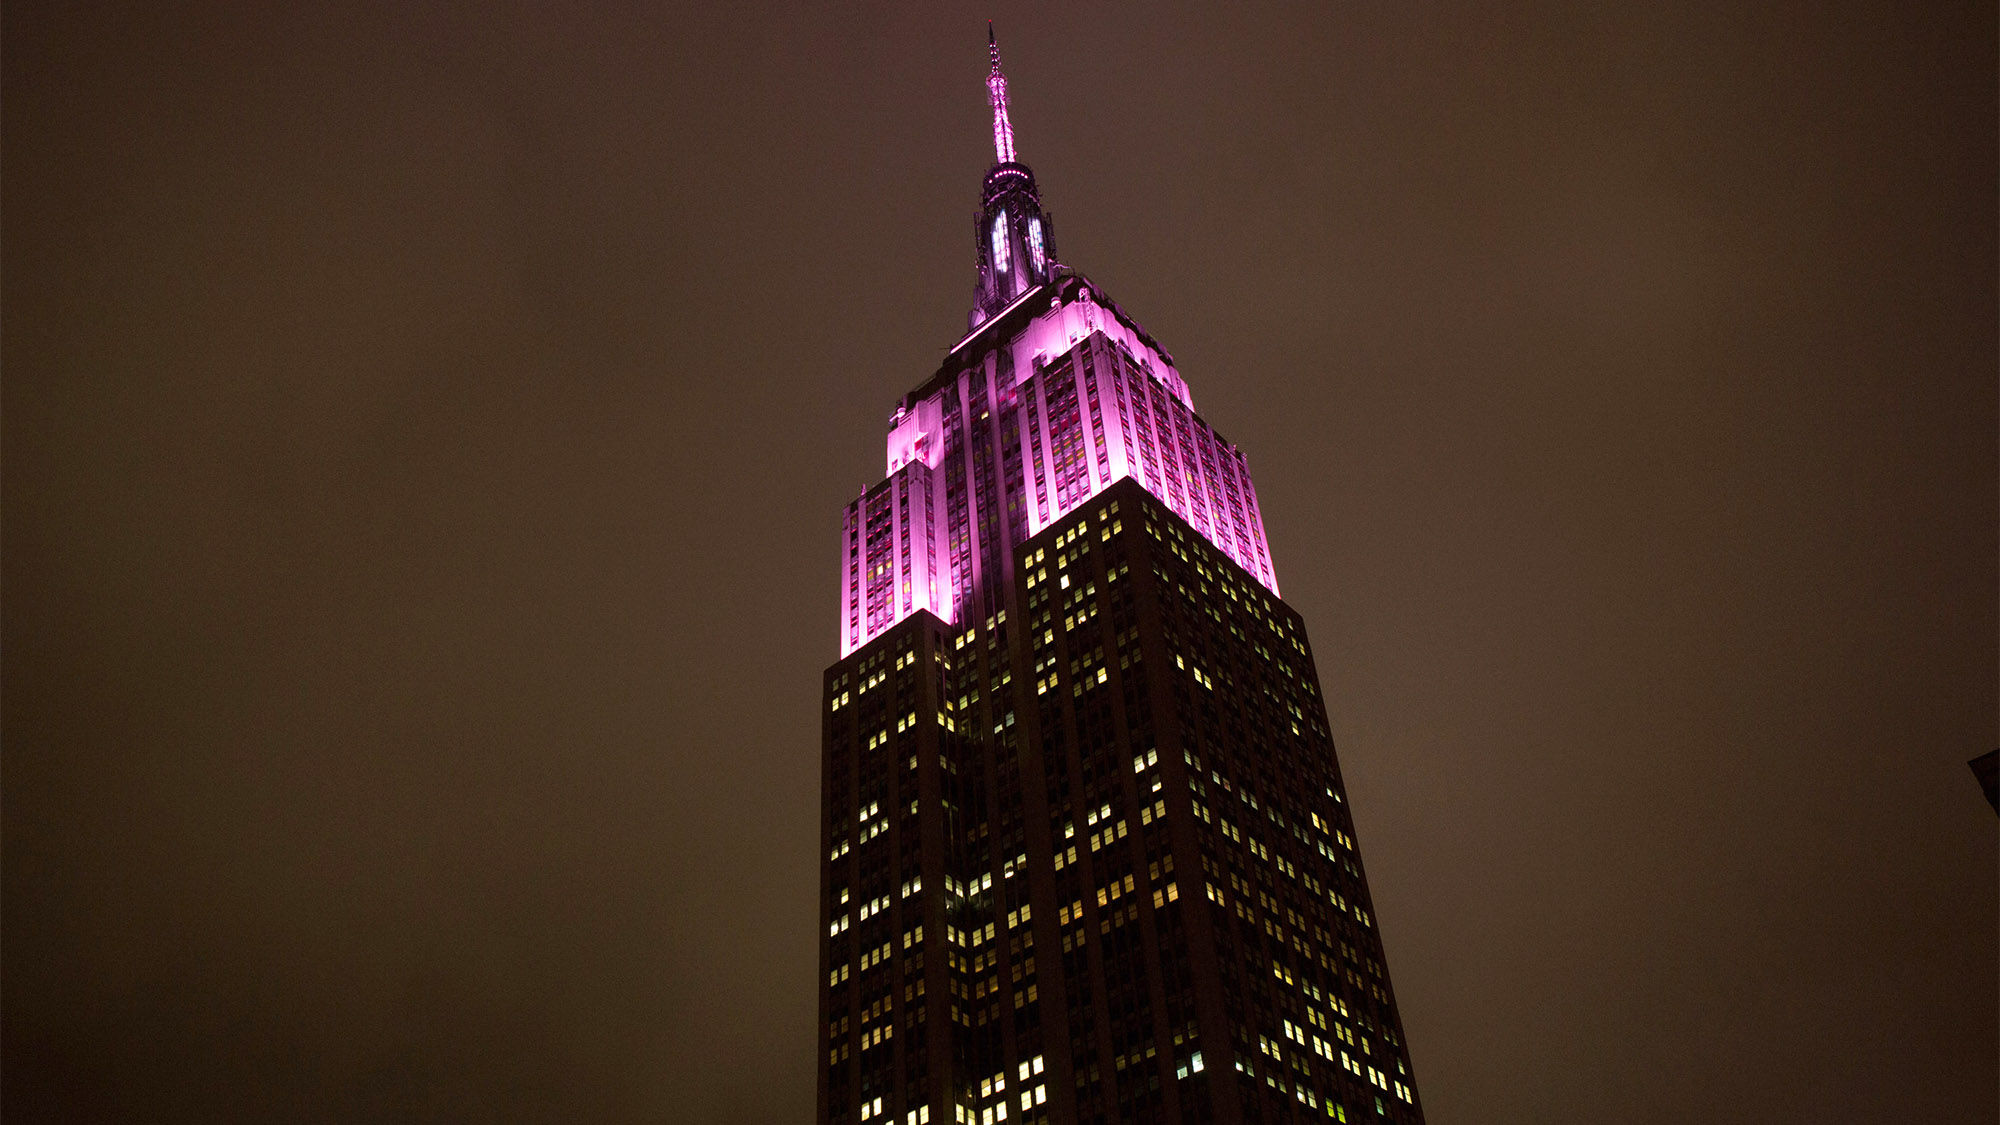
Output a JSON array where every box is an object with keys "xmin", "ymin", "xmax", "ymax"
[
  {"xmin": 986, "ymin": 22, "xmax": 1017, "ymax": 164},
  {"xmin": 968, "ymin": 22, "xmax": 1054, "ymax": 329}
]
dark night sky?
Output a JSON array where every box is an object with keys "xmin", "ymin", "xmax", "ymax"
[{"xmin": 5, "ymin": 3, "xmax": 1994, "ymax": 1122}]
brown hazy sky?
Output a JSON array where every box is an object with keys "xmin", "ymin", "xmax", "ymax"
[{"xmin": 5, "ymin": 3, "xmax": 1994, "ymax": 1122}]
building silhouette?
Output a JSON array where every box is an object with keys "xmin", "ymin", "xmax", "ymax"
[
  {"xmin": 1970, "ymin": 750, "xmax": 1998, "ymax": 814},
  {"xmin": 819, "ymin": 29, "xmax": 1425, "ymax": 1125}
]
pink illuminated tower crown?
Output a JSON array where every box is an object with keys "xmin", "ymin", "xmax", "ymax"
[{"xmin": 836, "ymin": 28, "xmax": 1279, "ymax": 657}]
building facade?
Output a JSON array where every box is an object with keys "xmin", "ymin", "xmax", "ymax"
[{"xmin": 819, "ymin": 31, "xmax": 1424, "ymax": 1125}]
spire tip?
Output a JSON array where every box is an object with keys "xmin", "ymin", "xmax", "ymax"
[{"xmin": 984, "ymin": 23, "xmax": 1016, "ymax": 164}]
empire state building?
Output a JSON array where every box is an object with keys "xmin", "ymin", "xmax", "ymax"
[{"xmin": 819, "ymin": 29, "xmax": 1425, "ymax": 1125}]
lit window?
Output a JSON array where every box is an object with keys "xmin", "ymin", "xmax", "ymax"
[{"xmin": 991, "ymin": 213, "xmax": 1011, "ymax": 273}]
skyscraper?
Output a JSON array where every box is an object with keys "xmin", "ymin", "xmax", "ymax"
[{"xmin": 819, "ymin": 30, "xmax": 1424, "ymax": 1125}]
